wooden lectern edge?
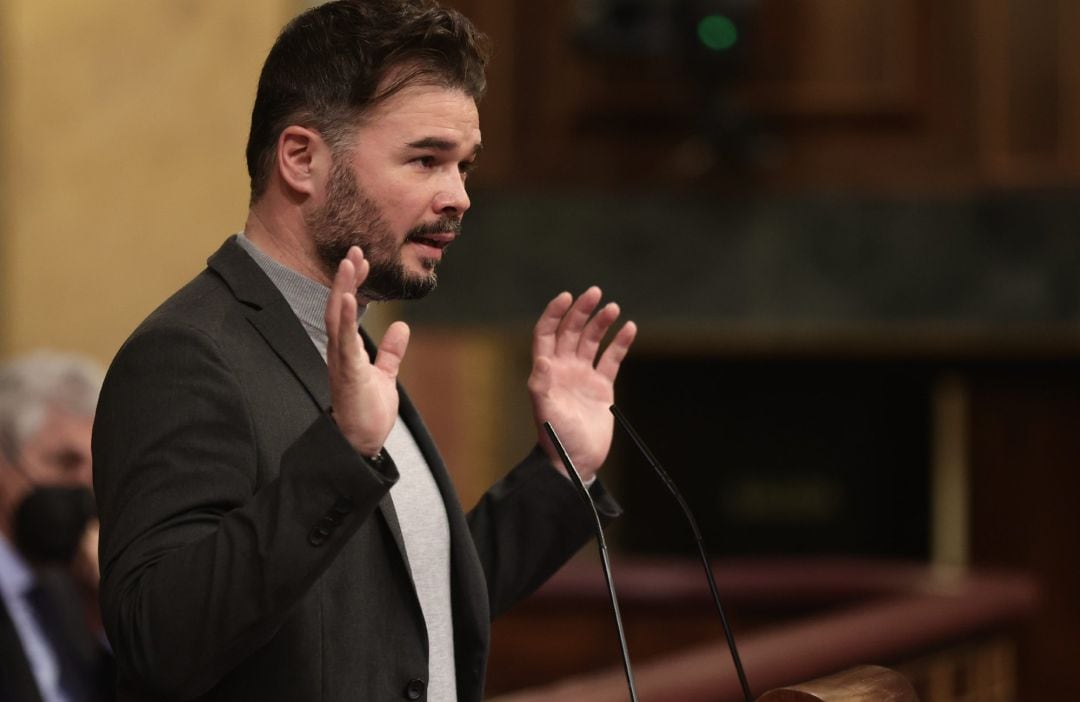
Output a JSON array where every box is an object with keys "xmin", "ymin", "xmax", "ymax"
[
  {"xmin": 755, "ymin": 665, "xmax": 919, "ymax": 702},
  {"xmin": 487, "ymin": 563, "xmax": 1032, "ymax": 702}
]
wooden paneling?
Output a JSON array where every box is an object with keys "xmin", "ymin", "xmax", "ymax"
[
  {"xmin": 974, "ymin": 0, "xmax": 1076, "ymax": 185},
  {"xmin": 450, "ymin": 0, "xmax": 977, "ymax": 189},
  {"xmin": 749, "ymin": 0, "xmax": 921, "ymax": 116},
  {"xmin": 487, "ymin": 560, "xmax": 1035, "ymax": 701},
  {"xmin": 451, "ymin": 0, "xmax": 1080, "ymax": 190},
  {"xmin": 968, "ymin": 368, "xmax": 1080, "ymax": 700}
]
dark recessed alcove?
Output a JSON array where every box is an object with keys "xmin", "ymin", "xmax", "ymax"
[{"xmin": 610, "ymin": 354, "xmax": 933, "ymax": 559}]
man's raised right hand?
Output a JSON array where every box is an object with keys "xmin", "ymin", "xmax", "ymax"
[{"xmin": 324, "ymin": 246, "xmax": 409, "ymax": 458}]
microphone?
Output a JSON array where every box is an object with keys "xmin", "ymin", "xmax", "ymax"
[
  {"xmin": 610, "ymin": 404, "xmax": 754, "ymax": 702},
  {"xmin": 542, "ymin": 421, "xmax": 639, "ymax": 702}
]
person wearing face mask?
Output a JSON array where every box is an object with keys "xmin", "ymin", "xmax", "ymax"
[{"xmin": 0, "ymin": 351, "xmax": 114, "ymax": 702}]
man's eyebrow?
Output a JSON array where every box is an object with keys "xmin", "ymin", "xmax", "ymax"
[{"xmin": 405, "ymin": 137, "xmax": 483, "ymax": 156}]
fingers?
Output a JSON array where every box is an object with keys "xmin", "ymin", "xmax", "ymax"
[
  {"xmin": 337, "ymin": 283, "xmax": 360, "ymax": 361},
  {"xmin": 321, "ymin": 247, "xmax": 404, "ymax": 457},
  {"xmin": 326, "ymin": 247, "xmax": 369, "ymax": 368},
  {"xmin": 535, "ymin": 287, "xmax": 632, "ymax": 366},
  {"xmin": 596, "ymin": 320, "xmax": 637, "ymax": 382},
  {"xmin": 577, "ymin": 301, "xmax": 620, "ymax": 363},
  {"xmin": 374, "ymin": 321, "xmax": 410, "ymax": 377},
  {"xmin": 325, "ymin": 261, "xmax": 345, "ymax": 343},
  {"xmin": 533, "ymin": 291, "xmax": 573, "ymax": 359},
  {"xmin": 553, "ymin": 286, "xmax": 602, "ymax": 356}
]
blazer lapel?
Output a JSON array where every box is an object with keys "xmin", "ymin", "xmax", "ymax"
[
  {"xmin": 207, "ymin": 236, "xmax": 331, "ymax": 412},
  {"xmin": 207, "ymin": 236, "xmax": 412, "ymax": 570}
]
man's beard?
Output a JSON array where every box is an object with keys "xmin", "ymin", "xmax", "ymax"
[{"xmin": 306, "ymin": 160, "xmax": 460, "ymax": 301}]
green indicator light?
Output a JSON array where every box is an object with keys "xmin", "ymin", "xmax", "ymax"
[{"xmin": 697, "ymin": 14, "xmax": 738, "ymax": 51}]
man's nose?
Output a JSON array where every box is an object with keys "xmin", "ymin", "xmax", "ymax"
[{"xmin": 432, "ymin": 173, "xmax": 470, "ymax": 216}]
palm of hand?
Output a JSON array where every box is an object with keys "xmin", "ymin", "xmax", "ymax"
[
  {"xmin": 529, "ymin": 288, "xmax": 637, "ymax": 479},
  {"xmin": 324, "ymin": 248, "xmax": 410, "ymax": 457},
  {"xmin": 530, "ymin": 353, "xmax": 616, "ymax": 474},
  {"xmin": 329, "ymin": 356, "xmax": 402, "ymax": 453}
]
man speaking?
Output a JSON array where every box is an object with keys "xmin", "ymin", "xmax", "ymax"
[{"xmin": 92, "ymin": 1, "xmax": 637, "ymax": 700}]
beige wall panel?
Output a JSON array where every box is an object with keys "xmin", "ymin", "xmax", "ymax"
[{"xmin": 2, "ymin": 1, "xmax": 297, "ymax": 363}]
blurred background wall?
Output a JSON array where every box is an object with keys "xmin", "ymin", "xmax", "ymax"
[
  {"xmin": 1, "ymin": 0, "xmax": 1077, "ymax": 699},
  {"xmin": 0, "ymin": 0, "xmax": 293, "ymax": 361}
]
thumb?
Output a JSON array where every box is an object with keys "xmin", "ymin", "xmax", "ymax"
[
  {"xmin": 374, "ymin": 321, "xmax": 410, "ymax": 376},
  {"xmin": 528, "ymin": 356, "xmax": 553, "ymax": 395}
]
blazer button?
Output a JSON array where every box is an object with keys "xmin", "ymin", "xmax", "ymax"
[
  {"xmin": 307, "ymin": 529, "xmax": 327, "ymax": 547},
  {"xmin": 404, "ymin": 678, "xmax": 426, "ymax": 700},
  {"xmin": 332, "ymin": 497, "xmax": 354, "ymax": 515},
  {"xmin": 317, "ymin": 516, "xmax": 337, "ymax": 532}
]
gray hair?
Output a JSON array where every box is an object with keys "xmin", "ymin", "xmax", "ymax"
[{"xmin": 0, "ymin": 351, "xmax": 104, "ymax": 465}]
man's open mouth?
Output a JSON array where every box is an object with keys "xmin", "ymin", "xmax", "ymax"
[{"xmin": 409, "ymin": 233, "xmax": 455, "ymax": 250}]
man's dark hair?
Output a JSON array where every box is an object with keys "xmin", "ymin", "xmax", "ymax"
[{"xmin": 245, "ymin": 0, "xmax": 491, "ymax": 203}]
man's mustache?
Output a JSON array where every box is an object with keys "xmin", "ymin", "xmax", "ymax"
[{"xmin": 406, "ymin": 217, "xmax": 462, "ymax": 240}]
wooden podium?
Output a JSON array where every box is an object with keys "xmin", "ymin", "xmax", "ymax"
[
  {"xmin": 757, "ymin": 666, "xmax": 917, "ymax": 702},
  {"xmin": 487, "ymin": 559, "xmax": 1035, "ymax": 702}
]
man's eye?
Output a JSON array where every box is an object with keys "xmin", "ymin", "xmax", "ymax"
[
  {"xmin": 460, "ymin": 161, "xmax": 478, "ymax": 176},
  {"xmin": 414, "ymin": 156, "xmax": 436, "ymax": 168}
]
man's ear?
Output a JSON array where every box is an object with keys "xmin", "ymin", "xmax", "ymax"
[{"xmin": 276, "ymin": 125, "xmax": 332, "ymax": 197}]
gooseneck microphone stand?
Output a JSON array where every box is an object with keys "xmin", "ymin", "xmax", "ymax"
[
  {"xmin": 610, "ymin": 405, "xmax": 754, "ymax": 702},
  {"xmin": 543, "ymin": 422, "xmax": 639, "ymax": 702}
]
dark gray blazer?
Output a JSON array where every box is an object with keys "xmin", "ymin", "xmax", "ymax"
[{"xmin": 93, "ymin": 236, "xmax": 615, "ymax": 701}]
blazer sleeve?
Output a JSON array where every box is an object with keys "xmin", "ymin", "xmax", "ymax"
[
  {"xmin": 93, "ymin": 321, "xmax": 396, "ymax": 699},
  {"xmin": 466, "ymin": 446, "xmax": 621, "ymax": 618}
]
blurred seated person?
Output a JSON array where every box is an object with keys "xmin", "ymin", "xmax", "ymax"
[{"xmin": 0, "ymin": 351, "xmax": 113, "ymax": 701}]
